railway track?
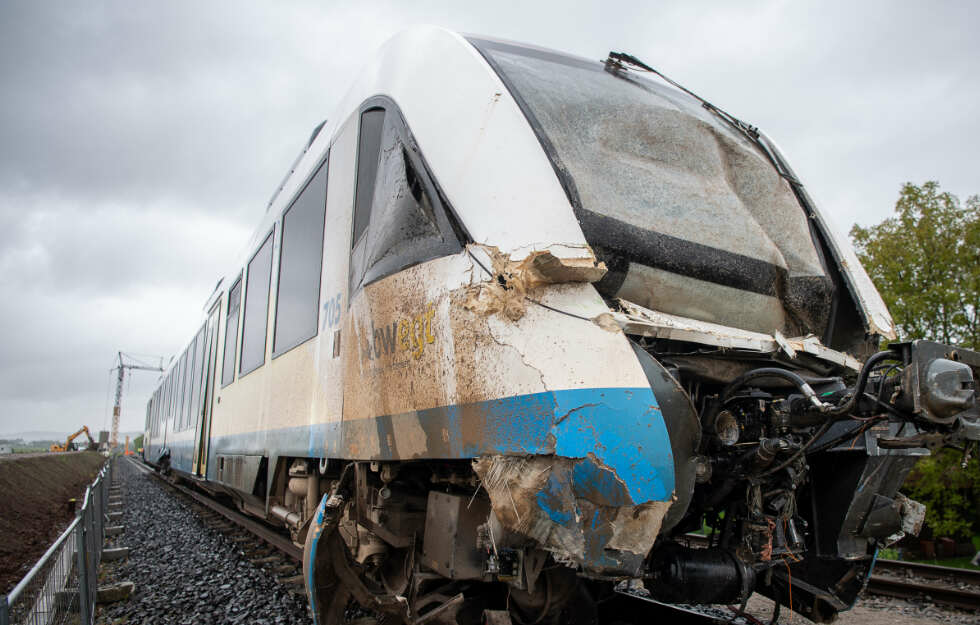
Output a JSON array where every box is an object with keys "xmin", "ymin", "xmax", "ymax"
[
  {"xmin": 131, "ymin": 458, "xmax": 306, "ymax": 591},
  {"xmin": 872, "ymin": 558, "xmax": 980, "ymax": 584},
  {"xmin": 868, "ymin": 558, "xmax": 980, "ymax": 612},
  {"xmin": 865, "ymin": 575, "xmax": 980, "ymax": 612},
  {"xmin": 139, "ymin": 462, "xmax": 302, "ymax": 561}
]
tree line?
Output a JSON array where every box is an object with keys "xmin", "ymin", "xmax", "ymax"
[{"xmin": 851, "ymin": 181, "xmax": 979, "ymax": 543}]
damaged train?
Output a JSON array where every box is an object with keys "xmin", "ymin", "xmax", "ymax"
[{"xmin": 142, "ymin": 27, "xmax": 980, "ymax": 624}]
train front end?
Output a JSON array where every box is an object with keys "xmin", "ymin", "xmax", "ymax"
[
  {"xmin": 455, "ymin": 35, "xmax": 980, "ymax": 621},
  {"xmin": 304, "ymin": 29, "xmax": 979, "ymax": 624}
]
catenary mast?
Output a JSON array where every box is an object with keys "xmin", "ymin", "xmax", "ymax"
[{"xmin": 111, "ymin": 352, "xmax": 164, "ymax": 449}]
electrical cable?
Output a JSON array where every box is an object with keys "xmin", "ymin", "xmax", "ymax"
[{"xmin": 465, "ymin": 249, "xmax": 593, "ymax": 323}]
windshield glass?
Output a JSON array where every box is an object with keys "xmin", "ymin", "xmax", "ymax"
[{"xmin": 468, "ymin": 37, "xmax": 835, "ymax": 338}]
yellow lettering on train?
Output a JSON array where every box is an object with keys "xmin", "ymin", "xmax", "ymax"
[
  {"xmin": 368, "ymin": 302, "xmax": 438, "ymax": 362},
  {"xmin": 399, "ymin": 319, "xmax": 411, "ymax": 352}
]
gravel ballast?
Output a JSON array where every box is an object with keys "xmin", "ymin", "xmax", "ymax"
[{"xmin": 97, "ymin": 459, "xmax": 312, "ymax": 625}]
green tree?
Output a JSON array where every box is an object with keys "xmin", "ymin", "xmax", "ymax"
[
  {"xmin": 850, "ymin": 181, "xmax": 980, "ymax": 541},
  {"xmin": 901, "ymin": 449, "xmax": 979, "ymax": 541},
  {"xmin": 850, "ymin": 181, "xmax": 980, "ymax": 349}
]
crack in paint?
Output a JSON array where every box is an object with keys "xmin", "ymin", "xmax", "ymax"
[
  {"xmin": 485, "ymin": 322, "xmax": 550, "ymax": 395},
  {"xmin": 553, "ymin": 403, "xmax": 600, "ymax": 425}
]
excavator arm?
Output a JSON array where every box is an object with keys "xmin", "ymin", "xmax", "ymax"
[{"xmin": 49, "ymin": 426, "xmax": 96, "ymax": 452}]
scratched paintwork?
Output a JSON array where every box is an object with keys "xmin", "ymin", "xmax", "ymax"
[{"xmin": 341, "ymin": 249, "xmax": 655, "ymax": 446}]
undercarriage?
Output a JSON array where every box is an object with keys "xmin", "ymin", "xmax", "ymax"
[{"xmin": 297, "ymin": 339, "xmax": 979, "ymax": 624}]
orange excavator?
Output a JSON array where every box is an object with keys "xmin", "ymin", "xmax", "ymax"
[{"xmin": 49, "ymin": 426, "xmax": 98, "ymax": 452}]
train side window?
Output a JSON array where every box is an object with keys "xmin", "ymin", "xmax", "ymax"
[
  {"xmin": 240, "ymin": 230, "xmax": 274, "ymax": 376},
  {"xmin": 349, "ymin": 101, "xmax": 462, "ymax": 294},
  {"xmin": 183, "ymin": 335, "xmax": 198, "ymax": 429},
  {"xmin": 172, "ymin": 368, "xmax": 178, "ymax": 424},
  {"xmin": 189, "ymin": 325, "xmax": 206, "ymax": 428},
  {"xmin": 221, "ymin": 276, "xmax": 242, "ymax": 387},
  {"xmin": 274, "ymin": 160, "xmax": 328, "ymax": 357},
  {"xmin": 164, "ymin": 373, "xmax": 172, "ymax": 426},
  {"xmin": 352, "ymin": 108, "xmax": 385, "ymax": 248},
  {"xmin": 176, "ymin": 350, "xmax": 188, "ymax": 430}
]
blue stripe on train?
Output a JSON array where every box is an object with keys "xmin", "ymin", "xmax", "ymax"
[{"xmin": 169, "ymin": 386, "xmax": 675, "ymax": 503}]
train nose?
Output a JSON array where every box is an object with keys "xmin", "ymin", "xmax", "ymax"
[{"xmin": 467, "ymin": 384, "xmax": 677, "ymax": 577}]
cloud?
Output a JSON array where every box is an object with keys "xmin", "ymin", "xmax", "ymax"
[{"xmin": 1, "ymin": 0, "xmax": 978, "ymax": 435}]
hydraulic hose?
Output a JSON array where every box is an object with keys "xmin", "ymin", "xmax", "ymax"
[
  {"xmin": 822, "ymin": 349, "xmax": 900, "ymax": 417},
  {"xmin": 721, "ymin": 367, "xmax": 823, "ymax": 410}
]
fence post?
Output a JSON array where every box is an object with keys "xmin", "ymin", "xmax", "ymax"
[
  {"xmin": 76, "ymin": 499, "xmax": 92, "ymax": 625},
  {"xmin": 1, "ymin": 594, "xmax": 9, "ymax": 625},
  {"xmin": 94, "ymin": 477, "xmax": 103, "ymax": 567}
]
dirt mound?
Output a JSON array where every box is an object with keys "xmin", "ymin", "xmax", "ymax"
[{"xmin": 0, "ymin": 452, "xmax": 107, "ymax": 592}]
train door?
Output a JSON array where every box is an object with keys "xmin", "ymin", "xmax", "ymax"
[{"xmin": 192, "ymin": 300, "xmax": 221, "ymax": 477}]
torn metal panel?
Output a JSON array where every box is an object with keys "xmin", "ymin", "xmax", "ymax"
[
  {"xmin": 613, "ymin": 298, "xmax": 862, "ymax": 372},
  {"xmin": 473, "ymin": 455, "xmax": 671, "ymax": 575},
  {"xmin": 462, "ymin": 244, "xmax": 606, "ymax": 321}
]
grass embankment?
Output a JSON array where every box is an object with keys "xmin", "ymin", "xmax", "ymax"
[{"xmin": 0, "ymin": 451, "xmax": 107, "ymax": 592}]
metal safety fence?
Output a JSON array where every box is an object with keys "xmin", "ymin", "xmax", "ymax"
[{"xmin": 0, "ymin": 457, "xmax": 114, "ymax": 625}]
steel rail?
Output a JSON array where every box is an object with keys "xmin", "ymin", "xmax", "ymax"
[
  {"xmin": 865, "ymin": 575, "xmax": 980, "ymax": 611},
  {"xmin": 133, "ymin": 458, "xmax": 303, "ymax": 562},
  {"xmin": 872, "ymin": 558, "xmax": 980, "ymax": 584}
]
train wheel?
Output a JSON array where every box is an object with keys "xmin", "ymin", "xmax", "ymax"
[{"xmin": 304, "ymin": 492, "xmax": 411, "ymax": 624}]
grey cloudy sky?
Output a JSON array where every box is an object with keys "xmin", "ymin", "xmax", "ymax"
[{"xmin": 1, "ymin": 1, "xmax": 977, "ymax": 437}]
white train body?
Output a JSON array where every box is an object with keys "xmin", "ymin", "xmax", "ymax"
[{"xmin": 136, "ymin": 27, "xmax": 979, "ymax": 625}]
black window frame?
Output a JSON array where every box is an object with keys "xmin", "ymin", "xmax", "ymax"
[
  {"xmin": 176, "ymin": 349, "xmax": 188, "ymax": 430},
  {"xmin": 164, "ymin": 372, "xmax": 172, "ymax": 428},
  {"xmin": 221, "ymin": 275, "xmax": 243, "ymax": 388},
  {"xmin": 239, "ymin": 228, "xmax": 275, "ymax": 378},
  {"xmin": 348, "ymin": 96, "xmax": 466, "ymax": 297},
  {"xmin": 352, "ymin": 107, "xmax": 386, "ymax": 249},
  {"xmin": 188, "ymin": 324, "xmax": 206, "ymax": 431},
  {"xmin": 182, "ymin": 334, "xmax": 199, "ymax": 430},
  {"xmin": 272, "ymin": 156, "xmax": 329, "ymax": 359}
]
